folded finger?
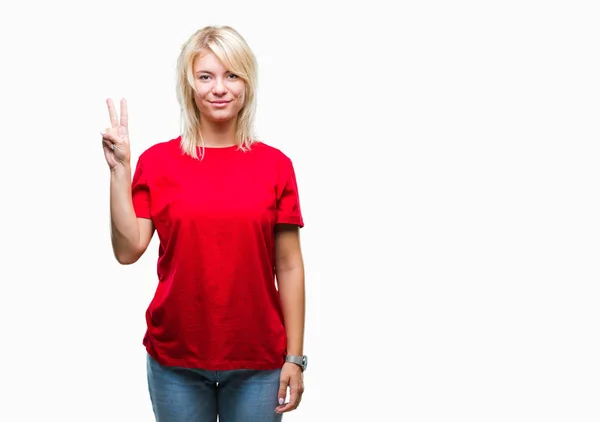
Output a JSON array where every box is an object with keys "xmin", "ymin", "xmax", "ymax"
[
  {"xmin": 276, "ymin": 390, "xmax": 302, "ymax": 413},
  {"xmin": 102, "ymin": 139, "xmax": 115, "ymax": 150}
]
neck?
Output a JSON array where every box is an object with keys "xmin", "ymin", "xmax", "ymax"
[{"xmin": 200, "ymin": 119, "xmax": 238, "ymax": 147}]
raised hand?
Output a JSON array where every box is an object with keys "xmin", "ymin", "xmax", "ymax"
[{"xmin": 101, "ymin": 98, "xmax": 131, "ymax": 170}]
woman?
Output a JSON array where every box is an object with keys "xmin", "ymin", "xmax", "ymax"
[{"xmin": 101, "ymin": 25, "xmax": 307, "ymax": 421}]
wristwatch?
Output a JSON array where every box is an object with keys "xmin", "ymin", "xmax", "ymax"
[{"xmin": 285, "ymin": 355, "xmax": 308, "ymax": 372}]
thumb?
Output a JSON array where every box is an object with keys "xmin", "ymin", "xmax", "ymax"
[{"xmin": 278, "ymin": 379, "xmax": 288, "ymax": 405}]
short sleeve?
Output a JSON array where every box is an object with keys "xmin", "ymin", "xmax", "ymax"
[
  {"xmin": 275, "ymin": 156, "xmax": 304, "ymax": 228},
  {"xmin": 131, "ymin": 156, "xmax": 151, "ymax": 219}
]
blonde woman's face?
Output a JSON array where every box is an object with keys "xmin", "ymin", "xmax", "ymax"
[{"xmin": 192, "ymin": 50, "xmax": 245, "ymax": 123}]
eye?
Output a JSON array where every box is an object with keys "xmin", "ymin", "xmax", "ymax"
[
  {"xmin": 198, "ymin": 75, "xmax": 210, "ymax": 80},
  {"xmin": 228, "ymin": 73, "xmax": 239, "ymax": 79}
]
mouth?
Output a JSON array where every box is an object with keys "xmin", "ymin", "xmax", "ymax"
[{"xmin": 210, "ymin": 100, "xmax": 231, "ymax": 105}]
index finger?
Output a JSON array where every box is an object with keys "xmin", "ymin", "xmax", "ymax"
[
  {"xmin": 120, "ymin": 98, "xmax": 128, "ymax": 128},
  {"xmin": 106, "ymin": 98, "xmax": 118, "ymax": 127},
  {"xmin": 277, "ymin": 386, "xmax": 302, "ymax": 413}
]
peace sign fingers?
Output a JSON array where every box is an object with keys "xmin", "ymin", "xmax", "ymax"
[{"xmin": 106, "ymin": 98, "xmax": 128, "ymax": 128}]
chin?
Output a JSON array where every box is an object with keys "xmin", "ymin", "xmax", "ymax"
[{"xmin": 208, "ymin": 113, "xmax": 237, "ymax": 122}]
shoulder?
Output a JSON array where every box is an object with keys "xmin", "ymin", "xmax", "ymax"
[
  {"xmin": 138, "ymin": 136, "xmax": 181, "ymax": 163},
  {"xmin": 249, "ymin": 141, "xmax": 294, "ymax": 165}
]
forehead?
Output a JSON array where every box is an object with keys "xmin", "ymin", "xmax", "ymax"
[{"xmin": 193, "ymin": 50, "xmax": 227, "ymax": 71}]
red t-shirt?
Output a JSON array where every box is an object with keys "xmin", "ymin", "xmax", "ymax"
[{"xmin": 130, "ymin": 137, "xmax": 304, "ymax": 370}]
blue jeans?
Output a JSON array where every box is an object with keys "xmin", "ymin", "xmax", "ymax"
[{"xmin": 146, "ymin": 353, "xmax": 283, "ymax": 422}]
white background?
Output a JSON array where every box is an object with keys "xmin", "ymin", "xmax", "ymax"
[{"xmin": 0, "ymin": 0, "xmax": 598, "ymax": 421}]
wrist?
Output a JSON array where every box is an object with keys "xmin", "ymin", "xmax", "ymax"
[
  {"xmin": 110, "ymin": 162, "xmax": 131, "ymax": 177},
  {"xmin": 285, "ymin": 354, "xmax": 308, "ymax": 372}
]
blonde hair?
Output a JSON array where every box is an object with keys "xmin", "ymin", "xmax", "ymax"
[{"xmin": 175, "ymin": 25, "xmax": 259, "ymax": 159}]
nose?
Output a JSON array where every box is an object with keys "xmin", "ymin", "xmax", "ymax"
[{"xmin": 212, "ymin": 77, "xmax": 227, "ymax": 96}]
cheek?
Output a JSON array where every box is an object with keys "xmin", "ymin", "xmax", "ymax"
[
  {"xmin": 193, "ymin": 94, "xmax": 203, "ymax": 110},
  {"xmin": 194, "ymin": 91, "xmax": 211, "ymax": 111},
  {"xmin": 194, "ymin": 85, "xmax": 209, "ymax": 99},
  {"xmin": 236, "ymin": 87, "xmax": 246, "ymax": 105}
]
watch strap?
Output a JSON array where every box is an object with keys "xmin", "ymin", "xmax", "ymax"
[{"xmin": 285, "ymin": 355, "xmax": 307, "ymax": 371}]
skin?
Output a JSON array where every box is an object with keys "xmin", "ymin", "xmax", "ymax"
[
  {"xmin": 274, "ymin": 224, "xmax": 306, "ymax": 414},
  {"xmin": 101, "ymin": 98, "xmax": 155, "ymax": 265},
  {"xmin": 192, "ymin": 50, "xmax": 245, "ymax": 147},
  {"xmin": 101, "ymin": 49, "xmax": 306, "ymax": 414}
]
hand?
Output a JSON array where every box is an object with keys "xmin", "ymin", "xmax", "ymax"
[
  {"xmin": 275, "ymin": 362, "xmax": 304, "ymax": 414},
  {"xmin": 101, "ymin": 98, "xmax": 131, "ymax": 170}
]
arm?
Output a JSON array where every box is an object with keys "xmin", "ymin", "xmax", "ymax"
[
  {"xmin": 274, "ymin": 223, "xmax": 306, "ymax": 414},
  {"xmin": 110, "ymin": 165, "xmax": 154, "ymax": 265},
  {"xmin": 273, "ymin": 154, "xmax": 306, "ymax": 414},
  {"xmin": 102, "ymin": 98, "xmax": 154, "ymax": 265},
  {"xmin": 275, "ymin": 223, "xmax": 305, "ymax": 356}
]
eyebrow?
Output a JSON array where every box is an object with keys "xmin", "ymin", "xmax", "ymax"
[{"xmin": 195, "ymin": 70, "xmax": 234, "ymax": 75}]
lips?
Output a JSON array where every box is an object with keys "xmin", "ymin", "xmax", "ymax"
[{"xmin": 210, "ymin": 100, "xmax": 231, "ymax": 104}]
